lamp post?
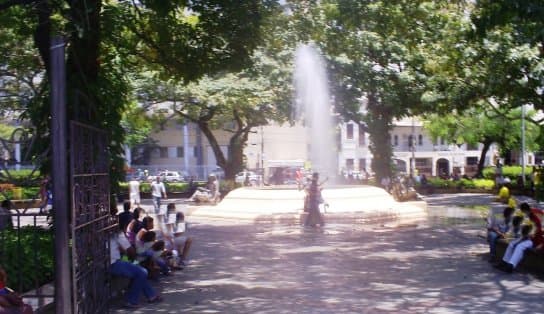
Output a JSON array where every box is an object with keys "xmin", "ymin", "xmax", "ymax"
[
  {"xmin": 521, "ymin": 104, "xmax": 526, "ymax": 185},
  {"xmin": 410, "ymin": 117, "xmax": 415, "ymax": 177},
  {"xmin": 260, "ymin": 125, "xmax": 264, "ymax": 175}
]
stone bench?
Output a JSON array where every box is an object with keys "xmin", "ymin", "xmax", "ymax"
[{"xmin": 496, "ymin": 238, "xmax": 544, "ymax": 274}]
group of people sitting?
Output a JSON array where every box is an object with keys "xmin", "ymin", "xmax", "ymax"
[
  {"xmin": 486, "ymin": 202, "xmax": 543, "ymax": 273},
  {"xmin": 110, "ymin": 201, "xmax": 193, "ymax": 308}
]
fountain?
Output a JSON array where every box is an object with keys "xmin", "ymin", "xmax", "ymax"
[
  {"xmin": 294, "ymin": 44, "xmax": 336, "ymax": 179},
  {"xmin": 186, "ymin": 44, "xmax": 427, "ymax": 225}
]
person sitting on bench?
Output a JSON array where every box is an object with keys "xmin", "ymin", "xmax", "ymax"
[{"xmin": 497, "ymin": 224, "xmax": 533, "ymax": 273}]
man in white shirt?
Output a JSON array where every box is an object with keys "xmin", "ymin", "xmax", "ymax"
[
  {"xmin": 151, "ymin": 177, "xmax": 167, "ymax": 214},
  {"xmin": 128, "ymin": 177, "xmax": 141, "ymax": 208},
  {"xmin": 109, "ymin": 225, "xmax": 162, "ymax": 307}
]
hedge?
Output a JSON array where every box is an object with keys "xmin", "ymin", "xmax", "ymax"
[
  {"xmin": 421, "ymin": 178, "xmax": 495, "ymax": 190},
  {"xmin": 482, "ymin": 166, "xmax": 533, "ymax": 181},
  {"xmin": 119, "ymin": 182, "xmax": 192, "ymax": 193},
  {"xmin": 0, "ymin": 169, "xmax": 41, "ymax": 187},
  {"xmin": 0, "ymin": 226, "xmax": 54, "ymax": 293},
  {"xmin": 0, "ymin": 187, "xmax": 40, "ymax": 202}
]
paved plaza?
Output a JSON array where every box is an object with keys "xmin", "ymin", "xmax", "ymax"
[{"xmin": 111, "ymin": 193, "xmax": 544, "ymax": 314}]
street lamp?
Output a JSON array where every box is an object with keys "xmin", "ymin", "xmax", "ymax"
[
  {"xmin": 521, "ymin": 104, "xmax": 526, "ymax": 185},
  {"xmin": 410, "ymin": 117, "xmax": 415, "ymax": 177}
]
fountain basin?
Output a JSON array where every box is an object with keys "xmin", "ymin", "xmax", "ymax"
[{"xmin": 186, "ymin": 185, "xmax": 427, "ymax": 225}]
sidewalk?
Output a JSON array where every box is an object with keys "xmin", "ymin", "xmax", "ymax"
[{"xmin": 111, "ymin": 193, "xmax": 544, "ymax": 314}]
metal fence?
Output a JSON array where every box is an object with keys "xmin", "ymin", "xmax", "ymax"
[{"xmin": 70, "ymin": 121, "xmax": 114, "ymax": 314}]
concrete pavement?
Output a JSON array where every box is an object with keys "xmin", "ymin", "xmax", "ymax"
[{"xmin": 111, "ymin": 193, "xmax": 544, "ymax": 313}]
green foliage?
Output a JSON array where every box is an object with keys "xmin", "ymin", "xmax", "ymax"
[
  {"xmin": 424, "ymin": 177, "xmax": 494, "ymax": 190},
  {"xmin": 119, "ymin": 182, "xmax": 192, "ymax": 193},
  {"xmin": 0, "ymin": 169, "xmax": 41, "ymax": 187},
  {"xmin": 482, "ymin": 166, "xmax": 533, "ymax": 181},
  {"xmin": 136, "ymin": 6, "xmax": 295, "ymax": 179},
  {"xmin": 115, "ymin": 1, "xmax": 275, "ymax": 83},
  {"xmin": 472, "ymin": 1, "xmax": 544, "ymax": 112},
  {"xmin": 296, "ymin": 0, "xmax": 468, "ymax": 182},
  {"xmin": 0, "ymin": 227, "xmax": 54, "ymax": 293}
]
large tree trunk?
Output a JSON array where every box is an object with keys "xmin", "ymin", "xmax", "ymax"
[
  {"xmin": 197, "ymin": 120, "xmax": 250, "ymax": 181},
  {"xmin": 476, "ymin": 139, "xmax": 493, "ymax": 178},
  {"xmin": 198, "ymin": 120, "xmax": 227, "ymax": 170},
  {"xmin": 224, "ymin": 130, "xmax": 249, "ymax": 180},
  {"xmin": 366, "ymin": 94, "xmax": 394, "ymax": 185}
]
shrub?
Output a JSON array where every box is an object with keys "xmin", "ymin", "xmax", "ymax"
[
  {"xmin": 164, "ymin": 182, "xmax": 189, "ymax": 193},
  {"xmin": 0, "ymin": 226, "xmax": 54, "ymax": 293},
  {"xmin": 119, "ymin": 182, "xmax": 192, "ymax": 193},
  {"xmin": 482, "ymin": 166, "xmax": 533, "ymax": 180},
  {"xmin": 423, "ymin": 177, "xmax": 495, "ymax": 190},
  {"xmin": 0, "ymin": 169, "xmax": 41, "ymax": 187},
  {"xmin": 0, "ymin": 186, "xmax": 41, "ymax": 202},
  {"xmin": 471, "ymin": 178, "xmax": 495, "ymax": 190}
]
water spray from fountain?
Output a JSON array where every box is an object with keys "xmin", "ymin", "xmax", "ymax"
[{"xmin": 294, "ymin": 44, "xmax": 337, "ymax": 181}]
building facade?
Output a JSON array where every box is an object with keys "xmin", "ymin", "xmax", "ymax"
[
  {"xmin": 139, "ymin": 116, "xmax": 535, "ymax": 180},
  {"xmin": 338, "ymin": 117, "xmax": 535, "ymax": 177}
]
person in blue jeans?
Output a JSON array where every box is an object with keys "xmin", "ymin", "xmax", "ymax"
[
  {"xmin": 487, "ymin": 207, "xmax": 514, "ymax": 262},
  {"xmin": 110, "ymin": 224, "xmax": 162, "ymax": 308},
  {"xmin": 151, "ymin": 177, "xmax": 167, "ymax": 214}
]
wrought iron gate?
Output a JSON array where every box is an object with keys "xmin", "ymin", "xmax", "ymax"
[{"xmin": 70, "ymin": 121, "xmax": 115, "ymax": 313}]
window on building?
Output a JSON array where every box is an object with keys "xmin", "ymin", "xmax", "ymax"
[
  {"xmin": 177, "ymin": 147, "xmax": 184, "ymax": 158},
  {"xmin": 466, "ymin": 143, "xmax": 478, "ymax": 150},
  {"xmin": 466, "ymin": 157, "xmax": 478, "ymax": 165},
  {"xmin": 346, "ymin": 158, "xmax": 354, "ymax": 170},
  {"xmin": 359, "ymin": 158, "xmax": 366, "ymax": 171},
  {"xmin": 193, "ymin": 146, "xmax": 200, "ymax": 158},
  {"xmin": 347, "ymin": 124, "xmax": 354, "ymax": 139},
  {"xmin": 393, "ymin": 135, "xmax": 398, "ymax": 146},
  {"xmin": 159, "ymin": 147, "xmax": 168, "ymax": 158},
  {"xmin": 440, "ymin": 137, "xmax": 446, "ymax": 145},
  {"xmin": 418, "ymin": 134, "xmax": 423, "ymax": 146},
  {"xmin": 358, "ymin": 128, "xmax": 365, "ymax": 146},
  {"xmin": 529, "ymin": 156, "xmax": 533, "ymax": 164},
  {"xmin": 408, "ymin": 135, "xmax": 414, "ymax": 148},
  {"xmin": 415, "ymin": 158, "xmax": 430, "ymax": 167}
]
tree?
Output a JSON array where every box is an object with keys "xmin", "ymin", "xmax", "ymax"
[
  {"xmin": 472, "ymin": 1, "xmax": 544, "ymax": 111},
  {"xmin": 0, "ymin": 1, "xmax": 273, "ymax": 188},
  {"xmin": 135, "ymin": 43, "xmax": 293, "ymax": 180},
  {"xmin": 424, "ymin": 106, "xmax": 540, "ymax": 177},
  {"xmin": 297, "ymin": 1, "xmax": 464, "ymax": 181}
]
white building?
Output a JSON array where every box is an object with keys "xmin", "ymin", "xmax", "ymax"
[
  {"xmin": 338, "ymin": 117, "xmax": 535, "ymax": 177},
  {"xmin": 139, "ymin": 116, "xmax": 535, "ymax": 179}
]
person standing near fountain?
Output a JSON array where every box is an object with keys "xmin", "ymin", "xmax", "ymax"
[{"xmin": 304, "ymin": 172, "xmax": 325, "ymax": 227}]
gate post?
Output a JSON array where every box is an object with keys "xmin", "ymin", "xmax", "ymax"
[{"xmin": 50, "ymin": 36, "xmax": 72, "ymax": 313}]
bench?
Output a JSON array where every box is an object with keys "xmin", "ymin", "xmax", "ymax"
[{"xmin": 496, "ymin": 238, "xmax": 544, "ymax": 274}]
